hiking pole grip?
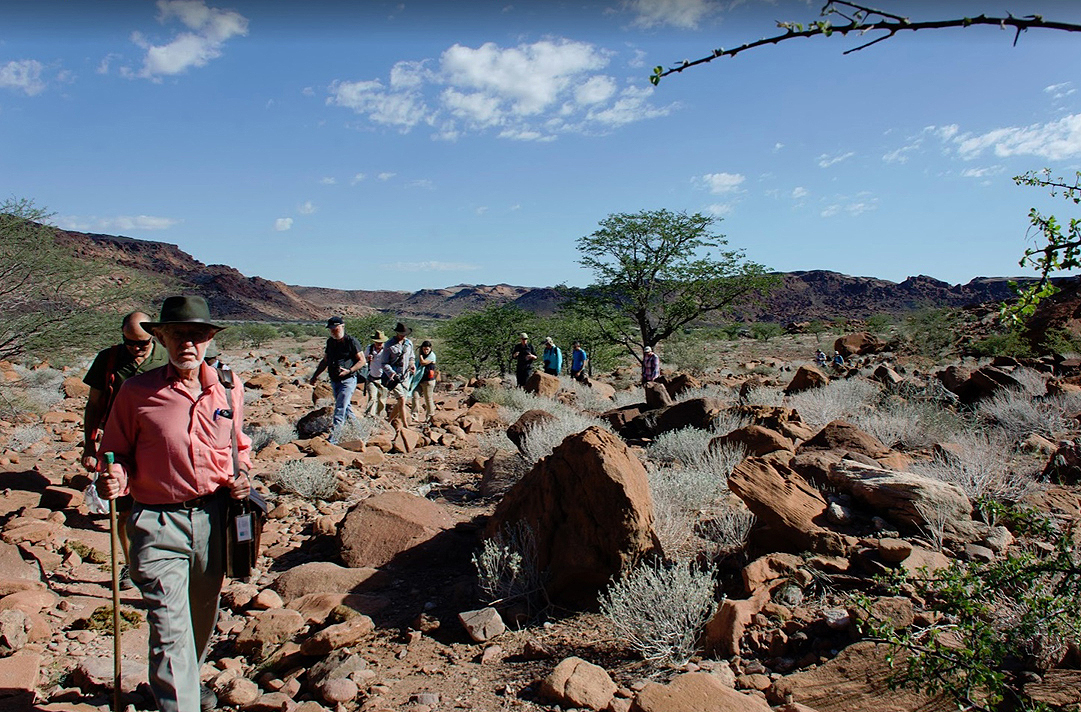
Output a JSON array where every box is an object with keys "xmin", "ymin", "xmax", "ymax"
[{"xmin": 104, "ymin": 452, "xmax": 122, "ymax": 712}]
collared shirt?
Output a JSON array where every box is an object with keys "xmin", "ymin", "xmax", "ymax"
[
  {"xmin": 83, "ymin": 342, "xmax": 169, "ymax": 395},
  {"xmin": 99, "ymin": 362, "xmax": 252, "ymax": 506},
  {"xmin": 642, "ymin": 353, "xmax": 660, "ymax": 381},
  {"xmin": 374, "ymin": 336, "xmax": 414, "ymax": 379}
]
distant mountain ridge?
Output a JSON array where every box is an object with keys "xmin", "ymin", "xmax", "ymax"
[{"xmin": 55, "ymin": 226, "xmax": 1029, "ymax": 323}]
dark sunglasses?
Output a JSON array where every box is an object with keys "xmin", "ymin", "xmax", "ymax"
[{"xmin": 124, "ymin": 337, "xmax": 153, "ymax": 347}]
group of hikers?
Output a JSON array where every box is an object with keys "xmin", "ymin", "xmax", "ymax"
[
  {"xmin": 74, "ymin": 298, "xmax": 680, "ymax": 712},
  {"xmin": 814, "ymin": 347, "xmax": 847, "ymax": 370},
  {"xmin": 307, "ymin": 316, "xmax": 438, "ymax": 444}
]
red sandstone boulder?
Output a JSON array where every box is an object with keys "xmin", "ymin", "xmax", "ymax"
[
  {"xmin": 525, "ymin": 372, "xmax": 560, "ymax": 398},
  {"xmin": 784, "ymin": 366, "xmax": 829, "ymax": 395},
  {"xmin": 338, "ymin": 492, "xmax": 457, "ymax": 568},
  {"xmin": 486, "ymin": 426, "xmax": 660, "ymax": 607}
]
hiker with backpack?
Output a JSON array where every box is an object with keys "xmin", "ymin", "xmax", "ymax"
[
  {"xmin": 371, "ymin": 322, "xmax": 416, "ymax": 425},
  {"xmin": 309, "ymin": 315, "xmax": 367, "ymax": 443},
  {"xmin": 81, "ymin": 310, "xmax": 169, "ymax": 589},
  {"xmin": 363, "ymin": 330, "xmax": 388, "ymax": 419}
]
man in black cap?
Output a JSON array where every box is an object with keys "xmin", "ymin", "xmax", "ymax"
[
  {"xmin": 97, "ymin": 295, "xmax": 252, "ymax": 712},
  {"xmin": 309, "ymin": 316, "xmax": 367, "ymax": 443}
]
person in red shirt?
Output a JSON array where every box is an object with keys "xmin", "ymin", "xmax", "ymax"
[{"xmin": 98, "ymin": 296, "xmax": 251, "ymax": 712}]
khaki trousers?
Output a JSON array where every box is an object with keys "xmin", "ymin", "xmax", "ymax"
[
  {"xmin": 411, "ymin": 380, "xmax": 436, "ymax": 422},
  {"xmin": 128, "ymin": 498, "xmax": 224, "ymax": 712},
  {"xmin": 363, "ymin": 379, "xmax": 387, "ymax": 418}
]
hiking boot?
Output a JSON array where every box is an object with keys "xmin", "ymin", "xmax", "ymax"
[
  {"xmin": 200, "ymin": 684, "xmax": 217, "ymax": 712},
  {"xmin": 118, "ymin": 565, "xmax": 135, "ymax": 591}
]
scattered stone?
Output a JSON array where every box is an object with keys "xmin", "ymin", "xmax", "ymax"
[
  {"xmin": 784, "ymin": 366, "xmax": 829, "ymax": 395},
  {"xmin": 458, "ymin": 607, "xmax": 505, "ymax": 643},
  {"xmin": 539, "ymin": 656, "xmax": 617, "ymax": 711},
  {"xmin": 631, "ymin": 672, "xmax": 772, "ymax": 712}
]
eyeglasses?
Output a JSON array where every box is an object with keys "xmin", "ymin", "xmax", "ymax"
[{"xmin": 124, "ymin": 337, "xmax": 152, "ymax": 348}]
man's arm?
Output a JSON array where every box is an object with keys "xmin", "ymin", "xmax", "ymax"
[
  {"xmin": 309, "ymin": 355, "xmax": 328, "ymax": 384},
  {"xmin": 341, "ymin": 349, "xmax": 366, "ymax": 378},
  {"xmin": 81, "ymin": 388, "xmax": 108, "ymax": 471}
]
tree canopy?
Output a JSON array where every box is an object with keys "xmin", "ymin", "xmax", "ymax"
[
  {"xmin": 0, "ymin": 199, "xmax": 147, "ymax": 363},
  {"xmin": 563, "ymin": 209, "xmax": 776, "ymax": 361}
]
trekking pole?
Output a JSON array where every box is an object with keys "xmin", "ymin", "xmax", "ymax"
[{"xmin": 104, "ymin": 452, "xmax": 122, "ymax": 712}]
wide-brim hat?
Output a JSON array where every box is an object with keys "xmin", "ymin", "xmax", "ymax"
[
  {"xmin": 393, "ymin": 322, "xmax": 410, "ymax": 335},
  {"xmin": 142, "ymin": 296, "xmax": 224, "ymax": 332},
  {"xmin": 371, "ymin": 330, "xmax": 387, "ymax": 343}
]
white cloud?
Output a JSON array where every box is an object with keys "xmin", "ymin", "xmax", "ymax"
[
  {"xmin": 587, "ymin": 85, "xmax": 673, "ymax": 126},
  {"xmin": 627, "ymin": 0, "xmax": 719, "ymax": 29},
  {"xmin": 298, "ymin": 201, "xmax": 316, "ymax": 214},
  {"xmin": 820, "ymin": 196, "xmax": 878, "ymax": 218},
  {"xmin": 409, "ymin": 179, "xmax": 434, "ymax": 189},
  {"xmin": 1045, "ymin": 82, "xmax": 1075, "ymax": 100},
  {"xmin": 0, "ymin": 60, "xmax": 46, "ymax": 96},
  {"xmin": 628, "ymin": 49, "xmax": 648, "ymax": 69},
  {"xmin": 792, "ymin": 186, "xmax": 808, "ymax": 199},
  {"xmin": 327, "ymin": 77, "xmax": 433, "ymax": 131},
  {"xmin": 883, "ymin": 141, "xmax": 921, "ymax": 164},
  {"xmin": 476, "ymin": 206, "xmax": 488, "ymax": 215},
  {"xmin": 954, "ymin": 114, "xmax": 1081, "ymax": 161},
  {"xmin": 961, "ymin": 166, "xmax": 1004, "ymax": 179},
  {"xmin": 773, "ymin": 142, "xmax": 784, "ymax": 153},
  {"xmin": 301, "ymin": 86, "xmax": 315, "ymax": 97},
  {"xmin": 817, "ymin": 151, "xmax": 855, "ymax": 168},
  {"xmin": 57, "ymin": 215, "xmax": 181, "ymax": 232},
  {"xmin": 932, "ymin": 124, "xmax": 959, "ymax": 141},
  {"xmin": 706, "ymin": 203, "xmax": 732, "ymax": 216},
  {"xmin": 350, "ymin": 173, "xmax": 366, "ymax": 185},
  {"xmin": 575, "ymin": 75, "xmax": 617, "ymax": 105},
  {"xmin": 132, "ymin": 0, "xmax": 248, "ymax": 80},
  {"xmin": 328, "ymin": 38, "xmax": 673, "ymax": 140},
  {"xmin": 320, "ymin": 177, "xmax": 337, "ymax": 185},
  {"xmin": 695, "ymin": 172, "xmax": 745, "ymax": 194},
  {"xmin": 381, "ymin": 260, "xmax": 480, "ymax": 272},
  {"xmin": 377, "ymin": 172, "xmax": 396, "ymax": 181},
  {"xmin": 274, "ymin": 218, "xmax": 293, "ymax": 231}
]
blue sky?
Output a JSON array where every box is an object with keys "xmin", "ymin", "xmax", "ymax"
[{"xmin": 2, "ymin": 0, "xmax": 1081, "ymax": 291}]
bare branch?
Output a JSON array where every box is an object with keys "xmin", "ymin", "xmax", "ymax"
[{"xmin": 651, "ymin": 2, "xmax": 1081, "ymax": 83}]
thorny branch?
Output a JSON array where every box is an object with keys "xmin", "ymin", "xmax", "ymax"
[{"xmin": 650, "ymin": 1, "xmax": 1081, "ymax": 84}]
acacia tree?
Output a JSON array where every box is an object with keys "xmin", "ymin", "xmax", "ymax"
[
  {"xmin": 0, "ymin": 198, "xmax": 144, "ymax": 363},
  {"xmin": 564, "ymin": 209, "xmax": 776, "ymax": 361},
  {"xmin": 438, "ymin": 302, "xmax": 535, "ymax": 378}
]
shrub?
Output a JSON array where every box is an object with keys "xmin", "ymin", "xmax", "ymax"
[
  {"xmin": 903, "ymin": 308, "xmax": 960, "ymax": 357},
  {"xmin": 472, "ymin": 522, "xmax": 547, "ymax": 613},
  {"xmin": 647, "ymin": 426, "xmax": 714, "ymax": 465},
  {"xmin": 864, "ymin": 313, "xmax": 893, "ymax": 334},
  {"xmin": 741, "ymin": 386, "xmax": 784, "ymax": 406},
  {"xmin": 559, "ymin": 376, "xmax": 614, "ymax": 411},
  {"xmin": 750, "ymin": 322, "xmax": 784, "ymax": 342},
  {"xmin": 647, "ymin": 444, "xmax": 744, "ymax": 554},
  {"xmin": 270, "ymin": 458, "xmax": 338, "ymax": 500},
  {"xmin": 908, "ymin": 430, "xmax": 1034, "ymax": 502},
  {"xmin": 851, "ymin": 398, "xmax": 966, "ymax": 451},
  {"xmin": 976, "ymin": 388, "xmax": 1078, "ymax": 442},
  {"xmin": 785, "ymin": 378, "xmax": 881, "ymax": 429},
  {"xmin": 519, "ymin": 412, "xmax": 609, "ymax": 465},
  {"xmin": 674, "ymin": 383, "xmax": 734, "ymax": 404},
  {"xmin": 698, "ymin": 500, "xmax": 757, "ymax": 553},
  {"xmin": 7, "ymin": 424, "xmax": 48, "ymax": 452},
  {"xmin": 968, "ymin": 330, "xmax": 1034, "ymax": 358},
  {"xmin": 336, "ymin": 418, "xmax": 374, "ymax": 443},
  {"xmin": 599, "ymin": 558, "xmax": 718, "ymax": 665},
  {"xmin": 854, "ymin": 537, "xmax": 1081, "ymax": 711},
  {"xmin": 244, "ymin": 423, "xmax": 297, "ymax": 452},
  {"xmin": 612, "ymin": 387, "xmax": 645, "ymax": 408}
]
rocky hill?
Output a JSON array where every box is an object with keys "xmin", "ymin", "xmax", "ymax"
[{"xmin": 55, "ymin": 226, "xmax": 1030, "ymax": 322}]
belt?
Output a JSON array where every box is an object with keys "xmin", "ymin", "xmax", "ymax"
[{"xmin": 146, "ymin": 492, "xmax": 221, "ymax": 511}]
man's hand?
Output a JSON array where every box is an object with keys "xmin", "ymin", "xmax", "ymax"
[
  {"xmin": 81, "ymin": 449, "xmax": 98, "ymax": 473},
  {"xmin": 97, "ymin": 463, "xmax": 123, "ymax": 500},
  {"xmin": 230, "ymin": 472, "xmax": 251, "ymax": 500}
]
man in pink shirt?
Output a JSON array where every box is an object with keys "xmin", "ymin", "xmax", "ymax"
[{"xmin": 99, "ymin": 296, "xmax": 252, "ymax": 712}]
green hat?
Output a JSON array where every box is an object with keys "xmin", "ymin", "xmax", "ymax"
[{"xmin": 142, "ymin": 296, "xmax": 225, "ymax": 332}]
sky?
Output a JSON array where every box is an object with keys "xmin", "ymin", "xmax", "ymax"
[{"xmin": 2, "ymin": 0, "xmax": 1081, "ymax": 292}]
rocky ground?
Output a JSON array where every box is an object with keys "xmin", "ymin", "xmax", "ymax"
[{"xmin": 0, "ymin": 331, "xmax": 1079, "ymax": 712}]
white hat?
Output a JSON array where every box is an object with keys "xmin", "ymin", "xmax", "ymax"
[
  {"xmin": 520, "ymin": 332, "xmax": 529, "ymax": 339},
  {"xmin": 544, "ymin": 336, "xmax": 554, "ymax": 345},
  {"xmin": 644, "ymin": 346, "xmax": 653, "ymax": 353}
]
